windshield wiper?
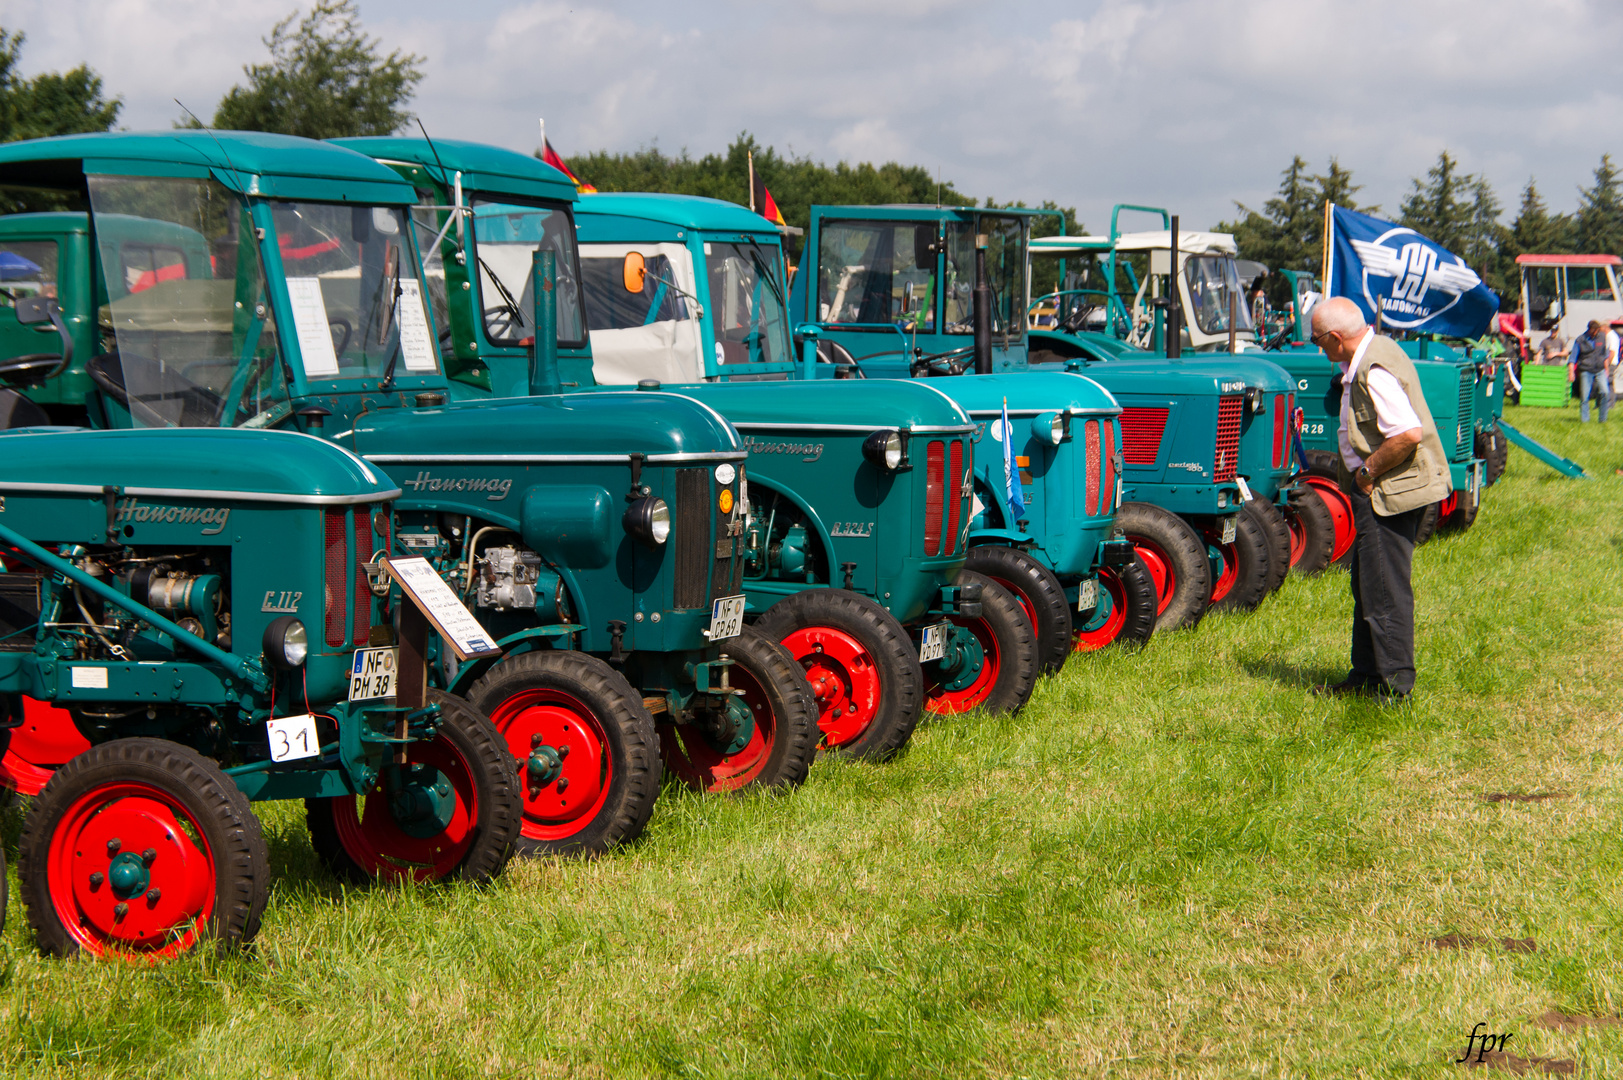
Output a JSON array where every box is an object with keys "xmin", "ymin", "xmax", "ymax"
[
  {"xmin": 477, "ymin": 253, "xmax": 525, "ymax": 325},
  {"xmin": 744, "ymin": 239, "xmax": 786, "ymax": 308}
]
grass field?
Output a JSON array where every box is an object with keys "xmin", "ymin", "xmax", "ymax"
[{"xmin": 2, "ymin": 403, "xmax": 1621, "ymax": 1078}]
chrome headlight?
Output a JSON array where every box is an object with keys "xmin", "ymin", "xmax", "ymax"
[
  {"xmin": 1030, "ymin": 411, "xmax": 1064, "ymax": 445},
  {"xmin": 624, "ymin": 496, "xmax": 671, "ymax": 545},
  {"xmin": 263, "ymin": 616, "xmax": 309, "ymax": 669},
  {"xmin": 862, "ymin": 429, "xmax": 905, "ymax": 471}
]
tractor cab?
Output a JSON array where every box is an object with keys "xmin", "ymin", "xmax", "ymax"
[{"xmin": 1514, "ymin": 254, "xmax": 1623, "ymax": 355}]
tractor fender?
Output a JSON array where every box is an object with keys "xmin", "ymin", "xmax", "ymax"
[
  {"xmin": 966, "ymin": 529, "xmax": 1031, "ymax": 548},
  {"xmin": 446, "ymin": 624, "xmax": 585, "ymax": 695}
]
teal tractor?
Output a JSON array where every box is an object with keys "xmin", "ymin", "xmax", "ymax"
[
  {"xmin": 0, "ymin": 424, "xmax": 519, "ymax": 960},
  {"xmin": 785, "ymin": 202, "xmax": 1169, "ymax": 655},
  {"xmin": 336, "ymin": 140, "xmax": 1034, "ymax": 746},
  {"xmin": 0, "ymin": 131, "xmax": 819, "ymax": 863}
]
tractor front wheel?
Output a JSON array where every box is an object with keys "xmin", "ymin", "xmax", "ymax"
[
  {"xmin": 467, "ymin": 651, "xmax": 659, "ymax": 857},
  {"xmin": 922, "ymin": 571, "xmax": 1037, "ymax": 716},
  {"xmin": 753, "ymin": 589, "xmax": 922, "ymax": 760},
  {"xmin": 1283, "ymin": 489, "xmax": 1335, "ymax": 575},
  {"xmin": 964, "ymin": 545, "xmax": 1072, "ymax": 676},
  {"xmin": 1205, "ymin": 510, "xmax": 1271, "ymax": 613},
  {"xmin": 307, "ymin": 689, "xmax": 519, "ymax": 882},
  {"xmin": 1113, "ymin": 501, "xmax": 1211, "ymax": 631},
  {"xmin": 1242, "ymin": 497, "xmax": 1291, "ymax": 596},
  {"xmin": 662, "ymin": 628, "xmax": 818, "ymax": 793},
  {"xmin": 1072, "ymin": 558, "xmax": 1157, "ymax": 652},
  {"xmin": 19, "ymin": 738, "xmax": 269, "ymax": 960},
  {"xmin": 1476, "ymin": 428, "xmax": 1508, "ymax": 486}
]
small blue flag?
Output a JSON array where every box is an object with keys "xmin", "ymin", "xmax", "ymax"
[
  {"xmin": 1001, "ymin": 398, "xmax": 1025, "ymax": 523},
  {"xmin": 1326, "ymin": 205, "xmax": 1499, "ymax": 337}
]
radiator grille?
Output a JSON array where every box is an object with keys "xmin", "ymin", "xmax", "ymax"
[
  {"xmin": 1456, "ymin": 370, "xmax": 1474, "ymax": 458},
  {"xmin": 673, "ymin": 468, "xmax": 710, "ymax": 609},
  {"xmin": 324, "ymin": 510, "xmax": 349, "ymax": 646},
  {"xmin": 944, "ymin": 440, "xmax": 964, "ymax": 554},
  {"xmin": 1117, "ymin": 406, "xmax": 1169, "ymax": 465},
  {"xmin": 924, "ymin": 440, "xmax": 945, "ymax": 555},
  {"xmin": 1085, "ymin": 419, "xmax": 1102, "ymax": 515},
  {"xmin": 1215, "ymin": 395, "xmax": 1243, "ymax": 482},
  {"xmin": 711, "ymin": 469, "xmax": 744, "ymax": 601}
]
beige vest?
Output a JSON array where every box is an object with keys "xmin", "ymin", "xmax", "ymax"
[{"xmin": 1337, "ymin": 336, "xmax": 1452, "ymax": 515}]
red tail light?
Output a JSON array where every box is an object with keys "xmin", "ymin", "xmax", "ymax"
[
  {"xmin": 944, "ymin": 440, "xmax": 964, "ymax": 554},
  {"xmin": 324, "ymin": 510, "xmax": 348, "ymax": 646},
  {"xmin": 1272, "ymin": 393, "xmax": 1286, "ymax": 468},
  {"xmin": 1101, "ymin": 420, "xmax": 1116, "ymax": 514},
  {"xmin": 924, "ymin": 439, "xmax": 944, "ymax": 556},
  {"xmin": 1215, "ymin": 396, "xmax": 1243, "ymax": 482},
  {"xmin": 1085, "ymin": 420, "xmax": 1101, "ymax": 516}
]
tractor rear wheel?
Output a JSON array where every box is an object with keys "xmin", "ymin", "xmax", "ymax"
[
  {"xmin": 922, "ymin": 571, "xmax": 1037, "ymax": 716},
  {"xmin": 1243, "ymin": 497, "xmax": 1291, "ymax": 595},
  {"xmin": 307, "ymin": 689, "xmax": 519, "ymax": 883},
  {"xmin": 1205, "ymin": 510, "xmax": 1272, "ymax": 613},
  {"xmin": 466, "ymin": 651, "xmax": 659, "ymax": 857},
  {"xmin": 1440, "ymin": 487, "xmax": 1480, "ymax": 533},
  {"xmin": 1302, "ymin": 451, "xmax": 1357, "ymax": 568},
  {"xmin": 1476, "ymin": 428, "xmax": 1508, "ymax": 486},
  {"xmin": 1072, "ymin": 558, "xmax": 1157, "ymax": 652},
  {"xmin": 964, "ymin": 545, "xmax": 1072, "ymax": 676},
  {"xmin": 1283, "ymin": 488, "xmax": 1335, "ymax": 575},
  {"xmin": 753, "ymin": 589, "xmax": 922, "ymax": 760},
  {"xmin": 661, "ymin": 628, "xmax": 818, "ymax": 793},
  {"xmin": 20, "ymin": 738, "xmax": 268, "ymax": 960},
  {"xmin": 0, "ymin": 698, "xmax": 91, "ymax": 796},
  {"xmin": 1113, "ymin": 501, "xmax": 1211, "ymax": 631}
]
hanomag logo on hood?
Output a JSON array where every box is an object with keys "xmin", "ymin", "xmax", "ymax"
[
  {"xmin": 743, "ymin": 436, "xmax": 823, "ymax": 462},
  {"xmin": 115, "ymin": 498, "xmax": 230, "ymax": 535},
  {"xmin": 402, "ymin": 471, "xmax": 513, "ymax": 501}
]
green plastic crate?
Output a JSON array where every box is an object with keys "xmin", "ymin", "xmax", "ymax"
[{"xmin": 1520, "ymin": 364, "xmax": 1571, "ymax": 407}]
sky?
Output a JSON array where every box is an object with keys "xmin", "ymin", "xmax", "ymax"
[{"xmin": 9, "ymin": 0, "xmax": 1623, "ymax": 235}]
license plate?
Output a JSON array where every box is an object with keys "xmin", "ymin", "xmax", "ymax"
[
  {"xmin": 348, "ymin": 647, "xmax": 399, "ymax": 701},
  {"xmin": 1077, "ymin": 578, "xmax": 1099, "ymax": 612},
  {"xmin": 708, "ymin": 594, "xmax": 746, "ymax": 641},
  {"xmin": 919, "ymin": 622, "xmax": 949, "ymax": 664},
  {"xmin": 1220, "ymin": 515, "xmax": 1237, "ymax": 545},
  {"xmin": 266, "ymin": 714, "xmax": 320, "ymax": 763},
  {"xmin": 1234, "ymin": 476, "xmax": 1253, "ymax": 502}
]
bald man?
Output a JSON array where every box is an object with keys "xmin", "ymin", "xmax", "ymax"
[{"xmin": 1310, "ymin": 298, "xmax": 1452, "ymax": 700}]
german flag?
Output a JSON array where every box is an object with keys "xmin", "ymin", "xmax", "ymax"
[
  {"xmin": 540, "ymin": 135, "xmax": 597, "ymax": 194},
  {"xmin": 748, "ymin": 152, "xmax": 786, "ymax": 227}
]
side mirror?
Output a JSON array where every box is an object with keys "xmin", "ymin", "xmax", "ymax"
[
  {"xmin": 902, "ymin": 281, "xmax": 915, "ymax": 314},
  {"xmin": 14, "ymin": 295, "xmax": 59, "ymax": 327},
  {"xmin": 622, "ymin": 252, "xmax": 647, "ymax": 294}
]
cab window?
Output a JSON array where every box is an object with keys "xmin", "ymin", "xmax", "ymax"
[
  {"xmin": 816, "ymin": 221, "xmax": 936, "ymax": 329},
  {"xmin": 468, "ymin": 197, "xmax": 585, "ymax": 346},
  {"xmin": 581, "ymin": 253, "xmax": 690, "ymax": 329},
  {"xmin": 0, "ymin": 239, "xmax": 58, "ymax": 307}
]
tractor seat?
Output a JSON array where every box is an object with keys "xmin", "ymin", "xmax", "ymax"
[{"xmin": 0, "ymin": 388, "xmax": 49, "ymax": 430}]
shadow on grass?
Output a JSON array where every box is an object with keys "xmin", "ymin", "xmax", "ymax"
[{"xmin": 1238, "ymin": 656, "xmax": 1344, "ymax": 690}]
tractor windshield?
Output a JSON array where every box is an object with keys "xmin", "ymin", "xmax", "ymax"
[
  {"xmin": 1183, "ymin": 255, "xmax": 1253, "ymax": 336},
  {"xmin": 815, "ymin": 220, "xmax": 937, "ymax": 330},
  {"xmin": 706, "ymin": 241, "xmax": 789, "ymax": 367},
  {"xmin": 87, "ymin": 175, "xmax": 287, "ymax": 428},
  {"xmin": 467, "ymin": 197, "xmax": 585, "ymax": 346},
  {"xmin": 945, "ymin": 215, "xmax": 1026, "ymax": 341}
]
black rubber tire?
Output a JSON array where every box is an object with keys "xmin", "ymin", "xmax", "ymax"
[
  {"xmin": 465, "ymin": 650, "xmax": 659, "ymax": 858},
  {"xmin": 753, "ymin": 589, "xmax": 923, "ymax": 760},
  {"xmin": 923, "ymin": 570, "xmax": 1038, "ymax": 716},
  {"xmin": 661, "ymin": 627, "xmax": 818, "ymax": 793},
  {"xmin": 1440, "ymin": 490, "xmax": 1480, "ymax": 534},
  {"xmin": 1114, "ymin": 501, "xmax": 1211, "ymax": 632},
  {"xmin": 1284, "ymin": 488, "xmax": 1335, "ymax": 576},
  {"xmin": 1303, "ymin": 448, "xmax": 1342, "ymax": 479},
  {"xmin": 1243, "ymin": 497, "xmax": 1291, "ymax": 596},
  {"xmin": 1070, "ymin": 558, "xmax": 1158, "ymax": 651},
  {"xmin": 1476, "ymin": 427, "xmax": 1508, "ymax": 486},
  {"xmin": 964, "ymin": 544, "xmax": 1072, "ymax": 676},
  {"xmin": 1414, "ymin": 502, "xmax": 1441, "ymax": 546},
  {"xmin": 19, "ymin": 738, "xmax": 269, "ymax": 959},
  {"xmin": 1206, "ymin": 510, "xmax": 1272, "ymax": 614},
  {"xmin": 307, "ymin": 689, "xmax": 519, "ymax": 882}
]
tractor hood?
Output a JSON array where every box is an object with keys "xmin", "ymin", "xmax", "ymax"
[
  {"xmin": 673, "ymin": 379, "xmax": 972, "ymax": 435},
  {"xmin": 349, "ymin": 389, "xmax": 743, "ymax": 464},
  {"xmin": 923, "ymin": 372, "xmax": 1120, "ymax": 419},
  {"xmin": 0, "ymin": 428, "xmax": 398, "ymax": 503},
  {"xmin": 1030, "ymin": 330, "xmax": 1295, "ymax": 394}
]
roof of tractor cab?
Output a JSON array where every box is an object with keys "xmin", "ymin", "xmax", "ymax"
[
  {"xmin": 0, "ymin": 211, "xmax": 88, "ymax": 237},
  {"xmin": 578, "ymin": 192, "xmax": 779, "ymax": 234},
  {"xmin": 1030, "ymin": 231, "xmax": 1238, "ymax": 256},
  {"xmin": 331, "ymin": 137, "xmax": 578, "ymax": 203},
  {"xmin": 810, "ymin": 204, "xmax": 1053, "ymax": 220},
  {"xmin": 0, "ymin": 131, "xmax": 416, "ymax": 204}
]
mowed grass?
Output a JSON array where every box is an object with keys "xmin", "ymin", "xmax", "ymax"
[{"xmin": 2, "ymin": 403, "xmax": 1622, "ymax": 1078}]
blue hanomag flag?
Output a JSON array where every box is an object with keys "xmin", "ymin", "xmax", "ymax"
[
  {"xmin": 1001, "ymin": 398, "xmax": 1025, "ymax": 523},
  {"xmin": 1326, "ymin": 205, "xmax": 1499, "ymax": 337}
]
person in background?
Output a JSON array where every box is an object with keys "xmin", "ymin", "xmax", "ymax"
[
  {"xmin": 1537, "ymin": 328, "xmax": 1569, "ymax": 366},
  {"xmin": 1249, "ymin": 277, "xmax": 1268, "ymax": 332},
  {"xmin": 1309, "ymin": 297, "xmax": 1451, "ymax": 702},
  {"xmin": 1571, "ymin": 320, "xmax": 1610, "ymax": 423},
  {"xmin": 1607, "ymin": 319, "xmax": 1622, "ymax": 404}
]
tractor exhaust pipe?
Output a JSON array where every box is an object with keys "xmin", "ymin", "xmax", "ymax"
[
  {"xmin": 973, "ymin": 233, "xmax": 992, "ymax": 374},
  {"xmin": 1166, "ymin": 215, "xmax": 1182, "ymax": 358},
  {"xmin": 530, "ymin": 248, "xmax": 561, "ymax": 396}
]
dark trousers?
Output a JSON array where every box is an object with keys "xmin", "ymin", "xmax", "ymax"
[{"xmin": 1347, "ymin": 489, "xmax": 1423, "ymax": 693}]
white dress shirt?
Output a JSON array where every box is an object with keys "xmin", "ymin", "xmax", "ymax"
[{"xmin": 1338, "ymin": 329, "xmax": 1423, "ymax": 471}]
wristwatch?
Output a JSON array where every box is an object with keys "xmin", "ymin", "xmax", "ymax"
[{"xmin": 1356, "ymin": 465, "xmax": 1373, "ymax": 485}]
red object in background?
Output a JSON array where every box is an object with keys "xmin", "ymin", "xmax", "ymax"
[{"xmin": 541, "ymin": 139, "xmax": 596, "ymax": 193}]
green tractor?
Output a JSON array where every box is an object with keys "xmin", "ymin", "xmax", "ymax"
[
  {"xmin": 0, "ymin": 131, "xmax": 819, "ymax": 862},
  {"xmin": 0, "ymin": 422, "xmax": 520, "ymax": 959},
  {"xmin": 336, "ymin": 137, "xmax": 1042, "ymax": 745}
]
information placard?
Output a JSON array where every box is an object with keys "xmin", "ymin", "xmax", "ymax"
[
  {"xmin": 380, "ymin": 556, "xmax": 502, "ymax": 660},
  {"xmin": 397, "ymin": 279, "xmax": 438, "ymax": 372},
  {"xmin": 286, "ymin": 277, "xmax": 341, "ymax": 376}
]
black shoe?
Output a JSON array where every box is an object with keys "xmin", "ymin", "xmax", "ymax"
[{"xmin": 1312, "ymin": 676, "xmax": 1372, "ymax": 696}]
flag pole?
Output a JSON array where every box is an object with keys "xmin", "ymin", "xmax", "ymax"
[
  {"xmin": 1321, "ymin": 201, "xmax": 1332, "ymax": 293},
  {"xmin": 748, "ymin": 151, "xmax": 756, "ymax": 214}
]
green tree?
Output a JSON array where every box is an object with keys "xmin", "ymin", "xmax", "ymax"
[
  {"xmin": 1574, "ymin": 153, "xmax": 1623, "ymax": 256},
  {"xmin": 1398, "ymin": 151, "xmax": 1512, "ymax": 296},
  {"xmin": 206, "ymin": 1, "xmax": 424, "ymax": 138},
  {"xmin": 0, "ymin": 28, "xmax": 121, "ymax": 143},
  {"xmin": 1506, "ymin": 179, "xmax": 1574, "ymax": 258},
  {"xmin": 1216, "ymin": 155, "xmax": 1375, "ymax": 303}
]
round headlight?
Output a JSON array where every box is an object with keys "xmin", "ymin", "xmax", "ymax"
[
  {"xmin": 263, "ymin": 615, "xmax": 309, "ymax": 670},
  {"xmin": 1030, "ymin": 411, "xmax": 1064, "ymax": 445},
  {"xmin": 862, "ymin": 429, "xmax": 904, "ymax": 471},
  {"xmin": 624, "ymin": 496, "xmax": 671, "ymax": 546}
]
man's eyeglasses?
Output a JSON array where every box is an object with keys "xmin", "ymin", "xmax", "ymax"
[{"xmin": 1310, "ymin": 329, "xmax": 1339, "ymax": 346}]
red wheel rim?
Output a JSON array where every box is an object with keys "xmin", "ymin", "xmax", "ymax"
[
  {"xmin": 924, "ymin": 612, "xmax": 1000, "ymax": 715},
  {"xmin": 1125, "ymin": 536, "xmax": 1175, "ymax": 615},
  {"xmin": 327, "ymin": 729, "xmax": 481, "ymax": 882},
  {"xmin": 1203, "ymin": 533, "xmax": 1239, "ymax": 602},
  {"xmin": 1305, "ymin": 477, "xmax": 1355, "ymax": 561},
  {"xmin": 1072, "ymin": 569, "xmax": 1127, "ymax": 652},
  {"xmin": 1283, "ymin": 505, "xmax": 1307, "ymax": 567},
  {"xmin": 46, "ymin": 781, "xmax": 217, "ymax": 961},
  {"xmin": 660, "ymin": 654, "xmax": 779, "ymax": 792},
  {"xmin": 781, "ymin": 625, "xmax": 881, "ymax": 748},
  {"xmin": 2, "ymin": 698, "xmax": 90, "ymax": 797},
  {"xmin": 989, "ymin": 574, "xmax": 1038, "ymax": 631},
  {"xmin": 488, "ymin": 688, "xmax": 613, "ymax": 840}
]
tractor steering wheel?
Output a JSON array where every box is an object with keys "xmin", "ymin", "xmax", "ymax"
[
  {"xmin": 483, "ymin": 304, "xmax": 524, "ymax": 340},
  {"xmin": 909, "ymin": 346, "xmax": 974, "ymax": 378}
]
